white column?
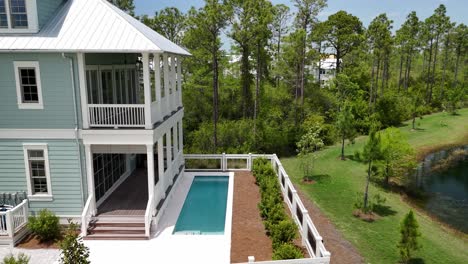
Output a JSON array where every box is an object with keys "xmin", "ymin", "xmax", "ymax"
[
  {"xmin": 166, "ymin": 131, "xmax": 173, "ymax": 184},
  {"xmin": 171, "ymin": 55, "xmax": 177, "ymax": 111},
  {"xmin": 178, "ymin": 119, "xmax": 184, "ymax": 155},
  {"xmin": 146, "ymin": 143, "xmax": 155, "ymax": 200},
  {"xmin": 163, "ymin": 53, "xmax": 170, "ymax": 118},
  {"xmin": 153, "ymin": 54, "xmax": 162, "ymax": 122},
  {"xmin": 84, "ymin": 144, "xmax": 96, "ymax": 215},
  {"xmin": 173, "ymin": 124, "xmax": 178, "ymax": 157},
  {"xmin": 142, "ymin": 53, "xmax": 152, "ymax": 129},
  {"xmin": 177, "ymin": 56, "xmax": 183, "ymax": 108},
  {"xmin": 157, "ymin": 138, "xmax": 166, "ymax": 199},
  {"xmin": 77, "ymin": 53, "xmax": 89, "ymax": 128}
]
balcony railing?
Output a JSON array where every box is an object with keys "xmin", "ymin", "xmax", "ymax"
[
  {"xmin": 0, "ymin": 199, "xmax": 29, "ymax": 246},
  {"xmin": 88, "ymin": 104, "xmax": 146, "ymax": 128}
]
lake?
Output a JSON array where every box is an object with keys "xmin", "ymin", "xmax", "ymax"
[{"xmin": 412, "ymin": 146, "xmax": 468, "ymax": 233}]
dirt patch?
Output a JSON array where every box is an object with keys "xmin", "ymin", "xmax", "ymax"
[
  {"xmin": 296, "ymin": 189, "xmax": 365, "ymax": 264},
  {"xmin": 16, "ymin": 233, "xmax": 60, "ymax": 249},
  {"xmin": 352, "ymin": 210, "xmax": 378, "ymax": 222},
  {"xmin": 230, "ymin": 171, "xmax": 272, "ymax": 263}
]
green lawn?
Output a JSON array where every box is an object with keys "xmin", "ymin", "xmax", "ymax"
[{"xmin": 281, "ymin": 109, "xmax": 468, "ymax": 264}]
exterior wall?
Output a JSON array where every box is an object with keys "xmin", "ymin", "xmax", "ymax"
[
  {"xmin": 0, "ymin": 139, "xmax": 84, "ymax": 216},
  {"xmin": 0, "ymin": 53, "xmax": 81, "ymax": 129},
  {"xmin": 37, "ymin": 0, "xmax": 65, "ymax": 28},
  {"xmin": 85, "ymin": 53, "xmax": 139, "ymax": 66}
]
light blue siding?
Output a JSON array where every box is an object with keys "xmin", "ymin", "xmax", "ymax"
[
  {"xmin": 0, "ymin": 140, "xmax": 84, "ymax": 216},
  {"xmin": 37, "ymin": 0, "xmax": 65, "ymax": 29},
  {"xmin": 0, "ymin": 53, "xmax": 81, "ymax": 129}
]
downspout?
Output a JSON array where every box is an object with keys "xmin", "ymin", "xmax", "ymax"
[{"xmin": 62, "ymin": 53, "xmax": 86, "ymax": 207}]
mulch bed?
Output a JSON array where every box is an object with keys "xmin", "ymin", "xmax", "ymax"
[
  {"xmin": 296, "ymin": 189, "xmax": 365, "ymax": 264},
  {"xmin": 230, "ymin": 171, "xmax": 272, "ymax": 263},
  {"xmin": 16, "ymin": 233, "xmax": 60, "ymax": 249}
]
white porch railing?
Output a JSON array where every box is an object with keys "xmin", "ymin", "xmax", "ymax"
[
  {"xmin": 144, "ymin": 194, "xmax": 155, "ymax": 237},
  {"xmin": 184, "ymin": 153, "xmax": 331, "ymax": 263},
  {"xmin": 0, "ymin": 199, "xmax": 28, "ymax": 239},
  {"xmin": 88, "ymin": 104, "xmax": 146, "ymax": 127},
  {"xmin": 81, "ymin": 194, "xmax": 95, "ymax": 236}
]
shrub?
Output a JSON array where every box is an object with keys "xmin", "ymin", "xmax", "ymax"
[
  {"xmin": 270, "ymin": 220, "xmax": 298, "ymax": 249},
  {"xmin": 2, "ymin": 254, "xmax": 29, "ymax": 264},
  {"xmin": 60, "ymin": 220, "xmax": 90, "ymax": 264},
  {"xmin": 272, "ymin": 243, "xmax": 304, "ymax": 260},
  {"xmin": 398, "ymin": 210, "xmax": 421, "ymax": 263},
  {"xmin": 28, "ymin": 209, "xmax": 60, "ymax": 242}
]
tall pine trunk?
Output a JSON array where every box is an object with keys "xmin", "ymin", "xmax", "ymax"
[
  {"xmin": 398, "ymin": 53, "xmax": 404, "ymax": 93},
  {"xmin": 212, "ymin": 47, "xmax": 219, "ymax": 149},
  {"xmin": 241, "ymin": 45, "xmax": 250, "ymax": 118},
  {"xmin": 426, "ymin": 39, "xmax": 434, "ymax": 103},
  {"xmin": 429, "ymin": 35, "xmax": 440, "ymax": 102}
]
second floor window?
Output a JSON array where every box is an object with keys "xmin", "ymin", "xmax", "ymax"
[{"xmin": 14, "ymin": 61, "xmax": 43, "ymax": 109}]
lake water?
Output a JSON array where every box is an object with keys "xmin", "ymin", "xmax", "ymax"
[{"xmin": 412, "ymin": 146, "xmax": 468, "ymax": 233}]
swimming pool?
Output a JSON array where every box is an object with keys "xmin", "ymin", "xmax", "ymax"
[{"xmin": 173, "ymin": 176, "xmax": 229, "ymax": 235}]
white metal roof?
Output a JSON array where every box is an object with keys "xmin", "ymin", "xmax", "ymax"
[{"xmin": 0, "ymin": 0, "xmax": 190, "ymax": 55}]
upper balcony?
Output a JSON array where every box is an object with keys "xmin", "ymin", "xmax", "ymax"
[{"xmin": 79, "ymin": 53, "xmax": 183, "ymax": 130}]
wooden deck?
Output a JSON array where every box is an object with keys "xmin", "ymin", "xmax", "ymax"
[{"xmin": 97, "ymin": 168, "xmax": 148, "ymax": 216}]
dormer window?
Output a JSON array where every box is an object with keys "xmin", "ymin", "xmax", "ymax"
[
  {"xmin": 10, "ymin": 0, "xmax": 28, "ymax": 28},
  {"xmin": 0, "ymin": 0, "xmax": 37, "ymax": 33}
]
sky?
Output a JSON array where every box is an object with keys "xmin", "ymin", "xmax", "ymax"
[{"xmin": 134, "ymin": 0, "xmax": 468, "ymax": 49}]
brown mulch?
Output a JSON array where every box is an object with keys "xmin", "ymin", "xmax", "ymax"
[
  {"xmin": 230, "ymin": 171, "xmax": 272, "ymax": 263},
  {"xmin": 16, "ymin": 234, "xmax": 60, "ymax": 249},
  {"xmin": 296, "ymin": 189, "xmax": 365, "ymax": 264}
]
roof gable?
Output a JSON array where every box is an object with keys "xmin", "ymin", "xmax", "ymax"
[{"xmin": 0, "ymin": 0, "xmax": 190, "ymax": 55}]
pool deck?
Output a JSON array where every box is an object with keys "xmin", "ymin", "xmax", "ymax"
[{"xmin": 84, "ymin": 171, "xmax": 234, "ymax": 264}]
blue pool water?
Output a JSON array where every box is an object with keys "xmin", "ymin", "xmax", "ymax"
[{"xmin": 173, "ymin": 176, "xmax": 229, "ymax": 235}]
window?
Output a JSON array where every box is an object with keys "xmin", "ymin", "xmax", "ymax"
[
  {"xmin": 14, "ymin": 61, "xmax": 43, "ymax": 109},
  {"xmin": 9, "ymin": 0, "xmax": 27, "ymax": 28},
  {"xmin": 23, "ymin": 144, "xmax": 52, "ymax": 201},
  {"xmin": 0, "ymin": 0, "xmax": 37, "ymax": 32},
  {"xmin": 0, "ymin": 0, "xmax": 8, "ymax": 28}
]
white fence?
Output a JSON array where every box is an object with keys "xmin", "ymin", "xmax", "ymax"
[
  {"xmin": 184, "ymin": 153, "xmax": 331, "ymax": 263},
  {"xmin": 0, "ymin": 199, "xmax": 29, "ymax": 239},
  {"xmin": 88, "ymin": 104, "xmax": 146, "ymax": 127}
]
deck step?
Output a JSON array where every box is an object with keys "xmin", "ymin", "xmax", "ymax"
[
  {"xmin": 85, "ymin": 215, "xmax": 147, "ymax": 240},
  {"xmin": 88, "ymin": 226, "xmax": 145, "ymax": 235},
  {"xmin": 84, "ymin": 233, "xmax": 148, "ymax": 240}
]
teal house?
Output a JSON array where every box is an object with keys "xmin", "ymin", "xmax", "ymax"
[{"xmin": 0, "ymin": 0, "xmax": 189, "ymax": 245}]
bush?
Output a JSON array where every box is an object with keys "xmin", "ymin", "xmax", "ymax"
[
  {"xmin": 253, "ymin": 158, "xmax": 304, "ymax": 259},
  {"xmin": 272, "ymin": 243, "xmax": 304, "ymax": 260},
  {"xmin": 28, "ymin": 209, "xmax": 61, "ymax": 242},
  {"xmin": 270, "ymin": 220, "xmax": 298, "ymax": 249},
  {"xmin": 2, "ymin": 254, "xmax": 29, "ymax": 264},
  {"xmin": 60, "ymin": 220, "xmax": 90, "ymax": 264}
]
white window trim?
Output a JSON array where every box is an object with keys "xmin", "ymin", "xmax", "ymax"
[
  {"xmin": 14, "ymin": 61, "xmax": 44, "ymax": 109},
  {"xmin": 0, "ymin": 0, "xmax": 38, "ymax": 33},
  {"xmin": 23, "ymin": 143, "xmax": 53, "ymax": 201}
]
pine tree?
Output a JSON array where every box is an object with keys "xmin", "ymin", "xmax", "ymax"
[{"xmin": 398, "ymin": 210, "xmax": 421, "ymax": 263}]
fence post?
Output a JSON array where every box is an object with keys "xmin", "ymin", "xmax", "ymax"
[
  {"xmin": 248, "ymin": 256, "xmax": 255, "ymax": 263},
  {"xmin": 5, "ymin": 210, "xmax": 13, "ymax": 238},
  {"xmin": 291, "ymin": 190, "xmax": 298, "ymax": 218},
  {"xmin": 302, "ymin": 215, "xmax": 308, "ymax": 247},
  {"xmin": 22, "ymin": 201, "xmax": 28, "ymax": 224},
  {"xmin": 248, "ymin": 153, "xmax": 252, "ymax": 171},
  {"xmin": 315, "ymin": 235, "xmax": 323, "ymax": 257},
  {"xmin": 222, "ymin": 152, "xmax": 226, "ymax": 171}
]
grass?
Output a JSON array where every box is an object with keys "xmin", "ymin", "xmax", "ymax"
[{"xmin": 281, "ymin": 108, "xmax": 468, "ymax": 264}]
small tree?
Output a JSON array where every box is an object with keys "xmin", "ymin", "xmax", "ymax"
[
  {"xmin": 336, "ymin": 103, "xmax": 356, "ymax": 160},
  {"xmin": 297, "ymin": 123, "xmax": 324, "ymax": 177},
  {"xmin": 379, "ymin": 127, "xmax": 416, "ymax": 186},
  {"xmin": 398, "ymin": 210, "xmax": 421, "ymax": 263},
  {"xmin": 362, "ymin": 128, "xmax": 382, "ymax": 210},
  {"xmin": 60, "ymin": 220, "xmax": 90, "ymax": 264}
]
